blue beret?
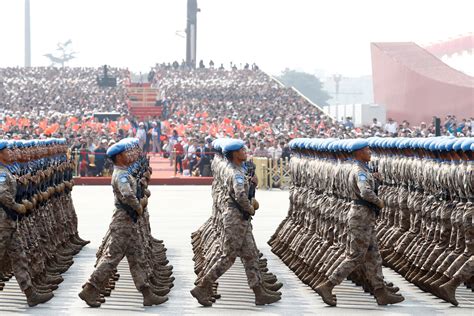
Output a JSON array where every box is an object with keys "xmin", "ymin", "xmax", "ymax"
[
  {"xmin": 0, "ymin": 140, "xmax": 8, "ymax": 151},
  {"xmin": 212, "ymin": 139, "xmax": 221, "ymax": 150},
  {"xmin": 471, "ymin": 143, "xmax": 474, "ymax": 151},
  {"xmin": 340, "ymin": 139, "xmax": 350, "ymax": 152},
  {"xmin": 304, "ymin": 139, "xmax": 313, "ymax": 150},
  {"xmin": 443, "ymin": 139, "xmax": 456, "ymax": 151},
  {"xmin": 222, "ymin": 139, "xmax": 245, "ymax": 153},
  {"xmin": 288, "ymin": 139, "xmax": 298, "ymax": 150},
  {"xmin": 429, "ymin": 140, "xmax": 439, "ymax": 151},
  {"xmin": 348, "ymin": 139, "xmax": 368, "ymax": 152},
  {"xmin": 106, "ymin": 142, "xmax": 127, "ymax": 158},
  {"xmin": 341, "ymin": 140, "xmax": 350, "ymax": 152},
  {"xmin": 453, "ymin": 139, "xmax": 465, "ymax": 151},
  {"xmin": 461, "ymin": 138, "xmax": 474, "ymax": 151},
  {"xmin": 15, "ymin": 140, "xmax": 24, "ymax": 148}
]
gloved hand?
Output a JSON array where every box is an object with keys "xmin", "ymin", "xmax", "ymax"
[
  {"xmin": 248, "ymin": 206, "xmax": 256, "ymax": 216},
  {"xmin": 251, "ymin": 198, "xmax": 260, "ymax": 211},
  {"xmin": 22, "ymin": 200, "xmax": 34, "ymax": 212},
  {"xmin": 30, "ymin": 196, "xmax": 37, "ymax": 207},
  {"xmin": 140, "ymin": 197, "xmax": 148, "ymax": 209},
  {"xmin": 15, "ymin": 204, "xmax": 27, "ymax": 215},
  {"xmin": 136, "ymin": 205, "xmax": 144, "ymax": 216},
  {"xmin": 47, "ymin": 186, "xmax": 55, "ymax": 197},
  {"xmin": 377, "ymin": 199, "xmax": 385, "ymax": 209},
  {"xmin": 144, "ymin": 188, "xmax": 151, "ymax": 198},
  {"xmin": 41, "ymin": 190, "xmax": 50, "ymax": 200}
]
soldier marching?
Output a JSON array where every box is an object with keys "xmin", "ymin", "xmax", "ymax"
[
  {"xmin": 269, "ymin": 136, "xmax": 473, "ymax": 307},
  {"xmin": 190, "ymin": 138, "xmax": 282, "ymax": 306},
  {"xmin": 78, "ymin": 137, "xmax": 173, "ymax": 307},
  {"xmin": 0, "ymin": 138, "xmax": 88, "ymax": 307}
]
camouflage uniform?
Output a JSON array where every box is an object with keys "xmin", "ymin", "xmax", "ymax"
[
  {"xmin": 328, "ymin": 162, "xmax": 384, "ymax": 290},
  {"xmin": 202, "ymin": 163, "xmax": 261, "ymax": 288},
  {"xmin": 0, "ymin": 164, "xmax": 33, "ymax": 292},
  {"xmin": 88, "ymin": 166, "xmax": 149, "ymax": 291}
]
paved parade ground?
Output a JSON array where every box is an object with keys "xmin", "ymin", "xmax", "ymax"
[{"xmin": 0, "ymin": 186, "xmax": 472, "ymax": 315}]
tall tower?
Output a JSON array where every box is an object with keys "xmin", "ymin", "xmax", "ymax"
[
  {"xmin": 186, "ymin": 0, "xmax": 198, "ymax": 68},
  {"xmin": 25, "ymin": 0, "xmax": 31, "ymax": 67}
]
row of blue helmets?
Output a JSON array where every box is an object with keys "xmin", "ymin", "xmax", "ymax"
[
  {"xmin": 0, "ymin": 138, "xmax": 67, "ymax": 150},
  {"xmin": 288, "ymin": 137, "xmax": 474, "ymax": 153}
]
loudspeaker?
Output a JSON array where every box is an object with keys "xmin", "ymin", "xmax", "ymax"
[
  {"xmin": 97, "ymin": 76, "xmax": 117, "ymax": 87},
  {"xmin": 433, "ymin": 117, "xmax": 441, "ymax": 136}
]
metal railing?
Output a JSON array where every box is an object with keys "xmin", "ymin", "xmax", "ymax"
[{"xmin": 252, "ymin": 157, "xmax": 291, "ymax": 190}]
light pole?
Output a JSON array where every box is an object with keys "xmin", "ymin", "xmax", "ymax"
[
  {"xmin": 25, "ymin": 0, "xmax": 31, "ymax": 67},
  {"xmin": 186, "ymin": 0, "xmax": 199, "ymax": 69}
]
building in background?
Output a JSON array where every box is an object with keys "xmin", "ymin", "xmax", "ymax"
[{"xmin": 371, "ymin": 42, "xmax": 474, "ymax": 124}]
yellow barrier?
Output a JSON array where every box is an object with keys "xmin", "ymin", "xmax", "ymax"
[{"xmin": 252, "ymin": 157, "xmax": 290, "ymax": 190}]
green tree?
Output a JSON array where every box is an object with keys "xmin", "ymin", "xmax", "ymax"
[{"xmin": 278, "ymin": 68, "xmax": 331, "ymax": 106}]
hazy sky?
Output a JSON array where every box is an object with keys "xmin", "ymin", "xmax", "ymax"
[{"xmin": 0, "ymin": 0, "xmax": 472, "ymax": 77}]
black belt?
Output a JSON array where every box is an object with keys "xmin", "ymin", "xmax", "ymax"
[
  {"xmin": 353, "ymin": 199, "xmax": 381, "ymax": 217},
  {"xmin": 115, "ymin": 202, "xmax": 138, "ymax": 223},
  {"xmin": 0, "ymin": 204, "xmax": 23, "ymax": 221},
  {"xmin": 229, "ymin": 195, "xmax": 251, "ymax": 221}
]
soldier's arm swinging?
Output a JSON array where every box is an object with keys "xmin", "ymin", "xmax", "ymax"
[
  {"xmin": 117, "ymin": 175, "xmax": 143, "ymax": 216},
  {"xmin": 355, "ymin": 170, "xmax": 384, "ymax": 209},
  {"xmin": 232, "ymin": 174, "xmax": 255, "ymax": 215},
  {"xmin": 0, "ymin": 175, "xmax": 27, "ymax": 214}
]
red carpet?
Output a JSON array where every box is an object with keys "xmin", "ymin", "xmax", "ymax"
[{"xmin": 74, "ymin": 157, "xmax": 213, "ymax": 185}]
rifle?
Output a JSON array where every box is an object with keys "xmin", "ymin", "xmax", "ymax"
[
  {"xmin": 245, "ymin": 161, "xmax": 256, "ymax": 200},
  {"xmin": 0, "ymin": 202, "xmax": 23, "ymax": 221}
]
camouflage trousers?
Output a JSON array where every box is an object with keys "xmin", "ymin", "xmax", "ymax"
[
  {"xmin": 443, "ymin": 203, "xmax": 474, "ymax": 278},
  {"xmin": 202, "ymin": 207, "xmax": 261, "ymax": 288},
  {"xmin": 453, "ymin": 256, "xmax": 474, "ymax": 282},
  {"xmin": 0, "ymin": 212, "xmax": 33, "ymax": 292},
  {"xmin": 88, "ymin": 209, "xmax": 149, "ymax": 291},
  {"xmin": 329, "ymin": 205, "xmax": 384, "ymax": 290}
]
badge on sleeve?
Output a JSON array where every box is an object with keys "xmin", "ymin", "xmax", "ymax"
[
  {"xmin": 235, "ymin": 174, "xmax": 244, "ymax": 185},
  {"xmin": 0, "ymin": 173, "xmax": 6, "ymax": 183},
  {"xmin": 358, "ymin": 172, "xmax": 367, "ymax": 182},
  {"xmin": 119, "ymin": 175, "xmax": 129, "ymax": 184}
]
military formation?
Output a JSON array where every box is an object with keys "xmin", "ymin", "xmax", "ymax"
[
  {"xmin": 190, "ymin": 138, "xmax": 283, "ymax": 306},
  {"xmin": 78, "ymin": 138, "xmax": 173, "ymax": 307},
  {"xmin": 1, "ymin": 134, "xmax": 472, "ymax": 310},
  {"xmin": 0, "ymin": 138, "xmax": 89, "ymax": 307},
  {"xmin": 269, "ymin": 136, "xmax": 474, "ymax": 307}
]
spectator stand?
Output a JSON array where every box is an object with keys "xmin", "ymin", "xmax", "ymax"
[{"xmin": 71, "ymin": 148, "xmax": 213, "ymax": 185}]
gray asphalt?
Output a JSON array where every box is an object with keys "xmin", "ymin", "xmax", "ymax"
[{"xmin": 0, "ymin": 186, "xmax": 472, "ymax": 315}]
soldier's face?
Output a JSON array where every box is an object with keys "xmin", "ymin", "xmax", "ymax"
[
  {"xmin": 355, "ymin": 147, "xmax": 371, "ymax": 163},
  {"xmin": 0, "ymin": 149, "xmax": 12, "ymax": 164},
  {"xmin": 235, "ymin": 147, "xmax": 247, "ymax": 161}
]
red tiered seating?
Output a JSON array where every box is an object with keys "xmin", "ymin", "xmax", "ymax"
[{"xmin": 127, "ymin": 85, "xmax": 162, "ymax": 119}]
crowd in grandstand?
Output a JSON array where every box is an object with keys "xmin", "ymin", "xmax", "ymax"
[{"xmin": 0, "ymin": 64, "xmax": 473, "ymax": 176}]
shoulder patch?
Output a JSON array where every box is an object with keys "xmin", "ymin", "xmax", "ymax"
[
  {"xmin": 119, "ymin": 175, "xmax": 129, "ymax": 184},
  {"xmin": 0, "ymin": 172, "xmax": 6, "ymax": 183},
  {"xmin": 235, "ymin": 174, "xmax": 245, "ymax": 185},
  {"xmin": 358, "ymin": 172, "xmax": 367, "ymax": 182}
]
